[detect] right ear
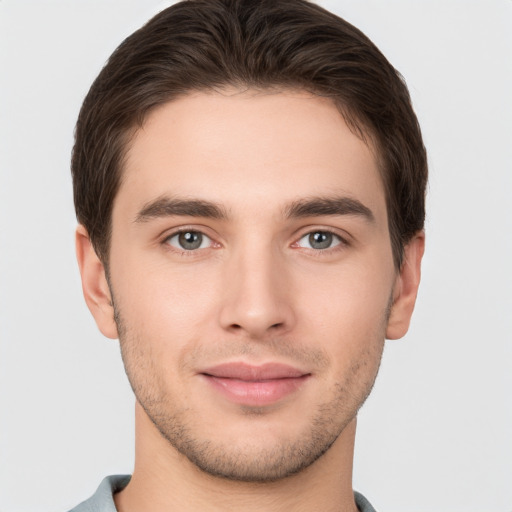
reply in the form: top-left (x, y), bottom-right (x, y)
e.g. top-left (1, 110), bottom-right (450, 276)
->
top-left (75, 225), bottom-right (118, 339)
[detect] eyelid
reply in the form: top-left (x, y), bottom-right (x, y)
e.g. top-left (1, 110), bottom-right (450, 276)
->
top-left (294, 224), bottom-right (351, 241)
top-left (166, 231), bottom-right (212, 249)
top-left (161, 225), bottom-right (221, 252)
top-left (291, 226), bottom-right (351, 251)
top-left (160, 224), bottom-right (218, 241)
top-left (158, 224), bottom-right (351, 254)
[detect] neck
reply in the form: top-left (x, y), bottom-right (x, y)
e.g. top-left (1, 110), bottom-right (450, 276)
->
top-left (115, 403), bottom-right (359, 512)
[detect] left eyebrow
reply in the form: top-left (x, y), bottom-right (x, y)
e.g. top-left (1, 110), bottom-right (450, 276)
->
top-left (284, 196), bottom-right (375, 223)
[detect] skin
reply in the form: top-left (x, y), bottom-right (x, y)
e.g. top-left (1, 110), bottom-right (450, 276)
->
top-left (76, 89), bottom-right (424, 512)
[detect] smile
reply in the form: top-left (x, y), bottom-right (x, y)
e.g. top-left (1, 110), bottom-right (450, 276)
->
top-left (200, 362), bottom-right (311, 407)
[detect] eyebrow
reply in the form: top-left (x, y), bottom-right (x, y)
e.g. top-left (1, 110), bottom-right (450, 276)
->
top-left (285, 196), bottom-right (375, 222)
top-left (135, 196), bottom-right (228, 223)
top-left (134, 194), bottom-right (374, 224)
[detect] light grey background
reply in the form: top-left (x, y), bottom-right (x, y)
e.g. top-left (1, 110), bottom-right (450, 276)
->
top-left (1, 1), bottom-right (511, 511)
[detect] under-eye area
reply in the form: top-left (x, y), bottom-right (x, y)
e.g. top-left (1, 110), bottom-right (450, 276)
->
top-left (159, 225), bottom-right (351, 259)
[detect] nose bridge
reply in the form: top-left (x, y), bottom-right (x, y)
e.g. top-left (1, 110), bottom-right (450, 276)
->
top-left (219, 236), bottom-right (294, 337)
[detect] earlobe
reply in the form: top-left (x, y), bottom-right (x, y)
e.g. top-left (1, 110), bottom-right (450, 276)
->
top-left (75, 225), bottom-right (118, 339)
top-left (386, 231), bottom-right (425, 340)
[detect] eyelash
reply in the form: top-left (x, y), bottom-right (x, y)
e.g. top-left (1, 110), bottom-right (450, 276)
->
top-left (293, 230), bottom-right (348, 253)
top-left (162, 228), bottom-right (217, 256)
top-left (161, 227), bottom-right (350, 255)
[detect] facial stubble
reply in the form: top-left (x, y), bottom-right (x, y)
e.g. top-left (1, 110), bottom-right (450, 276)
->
top-left (113, 296), bottom-right (388, 483)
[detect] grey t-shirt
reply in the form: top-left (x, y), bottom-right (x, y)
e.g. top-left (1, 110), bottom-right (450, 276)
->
top-left (69, 474), bottom-right (377, 512)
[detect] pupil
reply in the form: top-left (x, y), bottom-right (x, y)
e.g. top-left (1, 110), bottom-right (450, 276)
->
top-left (179, 231), bottom-right (202, 250)
top-left (309, 231), bottom-right (332, 249)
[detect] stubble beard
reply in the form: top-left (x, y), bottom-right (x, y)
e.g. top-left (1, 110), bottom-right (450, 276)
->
top-left (114, 304), bottom-right (386, 483)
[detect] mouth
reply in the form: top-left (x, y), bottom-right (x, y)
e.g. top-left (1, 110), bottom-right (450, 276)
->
top-left (199, 362), bottom-right (311, 407)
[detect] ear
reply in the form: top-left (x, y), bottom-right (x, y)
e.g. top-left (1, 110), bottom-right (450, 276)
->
top-left (386, 231), bottom-right (425, 340)
top-left (75, 225), bottom-right (118, 339)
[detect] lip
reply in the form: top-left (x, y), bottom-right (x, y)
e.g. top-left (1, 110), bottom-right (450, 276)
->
top-left (200, 362), bottom-right (311, 407)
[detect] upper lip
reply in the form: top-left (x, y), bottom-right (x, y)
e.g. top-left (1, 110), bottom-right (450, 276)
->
top-left (200, 362), bottom-right (309, 381)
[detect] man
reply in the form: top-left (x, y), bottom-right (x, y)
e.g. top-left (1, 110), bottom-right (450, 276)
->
top-left (70, 0), bottom-right (426, 510)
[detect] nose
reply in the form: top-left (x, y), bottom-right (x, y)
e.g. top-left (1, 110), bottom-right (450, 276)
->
top-left (219, 246), bottom-right (296, 339)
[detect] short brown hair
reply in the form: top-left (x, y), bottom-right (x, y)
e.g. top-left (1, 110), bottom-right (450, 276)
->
top-left (72, 0), bottom-right (427, 268)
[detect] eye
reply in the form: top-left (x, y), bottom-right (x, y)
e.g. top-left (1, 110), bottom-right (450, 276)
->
top-left (165, 230), bottom-right (212, 251)
top-left (297, 230), bottom-right (343, 250)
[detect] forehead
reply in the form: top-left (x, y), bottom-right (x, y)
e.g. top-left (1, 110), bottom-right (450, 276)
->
top-left (117, 89), bottom-right (386, 223)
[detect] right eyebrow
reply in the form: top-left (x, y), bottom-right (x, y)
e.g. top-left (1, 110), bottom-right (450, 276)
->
top-left (134, 196), bottom-right (228, 223)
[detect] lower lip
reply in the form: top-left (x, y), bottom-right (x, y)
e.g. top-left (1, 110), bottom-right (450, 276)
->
top-left (202, 375), bottom-right (309, 406)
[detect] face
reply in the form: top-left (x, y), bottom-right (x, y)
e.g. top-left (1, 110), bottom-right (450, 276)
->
top-left (91, 89), bottom-right (410, 481)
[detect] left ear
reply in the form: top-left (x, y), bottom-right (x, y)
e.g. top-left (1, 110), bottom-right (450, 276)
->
top-left (386, 231), bottom-right (425, 340)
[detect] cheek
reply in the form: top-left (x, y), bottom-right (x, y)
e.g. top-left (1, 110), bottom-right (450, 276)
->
top-left (111, 257), bottom-right (222, 347)
top-left (294, 264), bottom-right (392, 387)
top-left (299, 262), bottom-right (393, 335)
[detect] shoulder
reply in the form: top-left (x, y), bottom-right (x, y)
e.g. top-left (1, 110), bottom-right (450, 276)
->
top-left (67, 475), bottom-right (131, 512)
top-left (354, 490), bottom-right (378, 512)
